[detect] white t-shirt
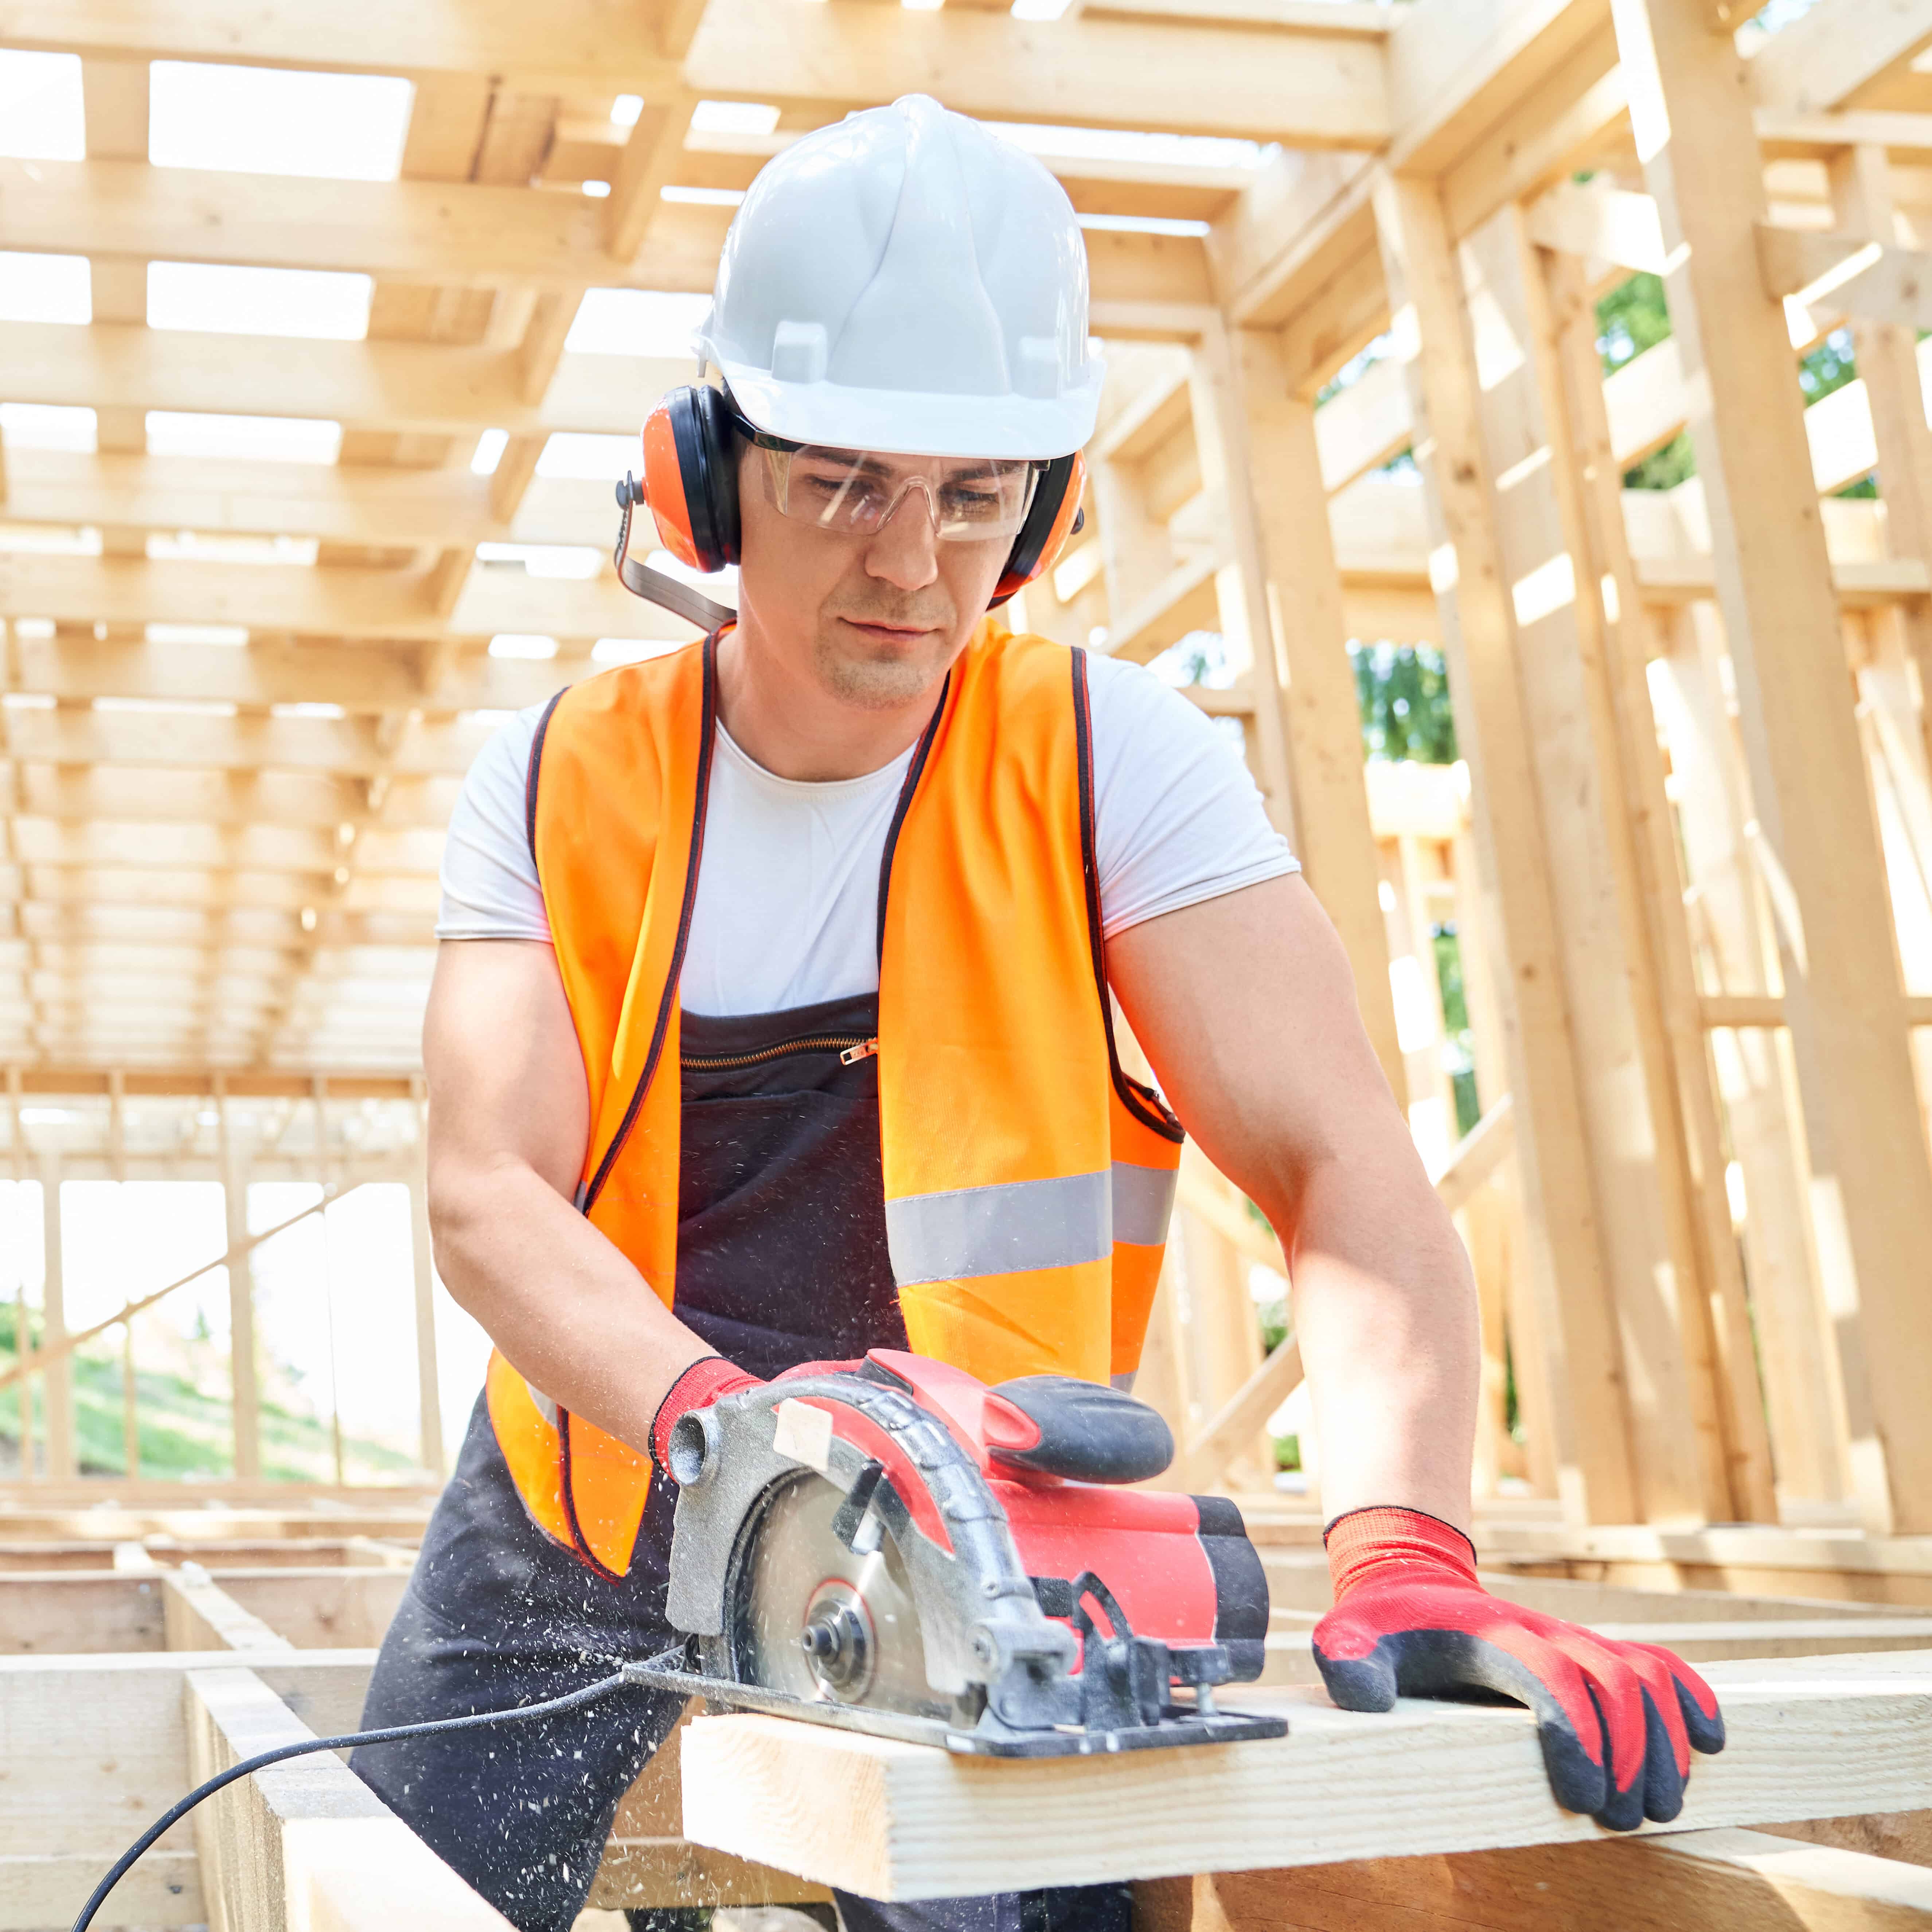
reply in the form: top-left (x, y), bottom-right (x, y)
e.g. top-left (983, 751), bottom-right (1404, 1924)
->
top-left (438, 651), bottom-right (1298, 1016)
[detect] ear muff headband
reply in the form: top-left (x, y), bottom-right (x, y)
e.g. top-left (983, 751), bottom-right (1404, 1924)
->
top-left (992, 451), bottom-right (1086, 606)
top-left (640, 385), bottom-right (741, 575)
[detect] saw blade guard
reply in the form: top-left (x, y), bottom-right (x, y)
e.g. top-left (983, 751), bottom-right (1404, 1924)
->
top-left (659, 1350), bottom-right (1280, 1755)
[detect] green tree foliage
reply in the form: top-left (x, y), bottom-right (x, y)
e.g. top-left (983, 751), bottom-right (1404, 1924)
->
top-left (1350, 641), bottom-right (1458, 763)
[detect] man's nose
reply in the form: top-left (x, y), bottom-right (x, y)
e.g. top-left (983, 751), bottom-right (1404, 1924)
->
top-left (863, 480), bottom-right (942, 589)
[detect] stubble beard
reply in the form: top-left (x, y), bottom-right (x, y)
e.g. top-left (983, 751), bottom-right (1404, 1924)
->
top-left (812, 620), bottom-right (960, 712)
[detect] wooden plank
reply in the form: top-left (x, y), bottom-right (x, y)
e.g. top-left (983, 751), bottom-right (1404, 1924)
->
top-left (0, 551), bottom-right (695, 649)
top-left (0, 1572), bottom-right (161, 1653)
top-left (185, 1664), bottom-right (512, 1931)
top-left (683, 0), bottom-right (1387, 146)
top-left (1749, 0), bottom-right (1932, 114)
top-left (36, 1150), bottom-right (73, 1484)
top-left (0, 320), bottom-right (684, 438)
top-left (162, 1567), bottom-right (296, 1654)
top-left (0, 1850), bottom-right (200, 1929)
top-left (0, 1649), bottom-right (374, 1863)
top-left (1373, 171), bottom-right (1637, 1527)
top-left (218, 1569), bottom-right (409, 1651)
top-left (1181, 1826), bottom-right (1932, 1931)
top-left (1614, 0), bottom-right (1932, 1535)
top-left (678, 1649), bottom-right (1932, 1900)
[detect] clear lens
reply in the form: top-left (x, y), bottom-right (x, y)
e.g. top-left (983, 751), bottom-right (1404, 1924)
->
top-left (763, 445), bottom-right (1040, 541)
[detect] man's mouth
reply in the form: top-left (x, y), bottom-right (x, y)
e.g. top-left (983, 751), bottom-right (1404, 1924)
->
top-left (838, 616), bottom-right (937, 643)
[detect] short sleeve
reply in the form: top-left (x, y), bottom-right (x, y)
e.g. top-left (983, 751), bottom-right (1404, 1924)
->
top-left (436, 706), bottom-right (553, 942)
top-left (1084, 652), bottom-right (1300, 939)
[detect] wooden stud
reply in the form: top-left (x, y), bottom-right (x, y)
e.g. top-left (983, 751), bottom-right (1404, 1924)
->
top-left (1373, 171), bottom-right (1637, 1527)
top-left (215, 1080), bottom-right (262, 1484)
top-left (1613, 0), bottom-right (1932, 1533)
top-left (1226, 324), bottom-right (1407, 1101)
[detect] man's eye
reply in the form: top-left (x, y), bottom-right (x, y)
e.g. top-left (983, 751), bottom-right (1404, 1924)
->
top-left (940, 489), bottom-right (1002, 518)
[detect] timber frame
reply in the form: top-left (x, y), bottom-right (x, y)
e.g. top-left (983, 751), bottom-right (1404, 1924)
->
top-left (11, 0), bottom-right (1932, 1922)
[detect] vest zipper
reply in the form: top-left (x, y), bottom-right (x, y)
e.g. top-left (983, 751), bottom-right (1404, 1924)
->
top-left (682, 1033), bottom-right (879, 1070)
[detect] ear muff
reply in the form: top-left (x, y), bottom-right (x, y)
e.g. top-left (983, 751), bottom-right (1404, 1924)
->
top-left (639, 385), bottom-right (741, 574)
top-left (992, 451), bottom-right (1087, 608)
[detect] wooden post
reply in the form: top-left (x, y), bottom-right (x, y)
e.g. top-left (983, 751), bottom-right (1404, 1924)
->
top-left (1188, 329), bottom-right (1303, 844)
top-left (1373, 172), bottom-right (1637, 1527)
top-left (1533, 239), bottom-right (1777, 1523)
top-left (38, 1147), bottom-right (73, 1482)
top-left (216, 1080), bottom-right (261, 1482)
top-left (108, 1070), bottom-right (138, 1482)
top-left (1831, 143), bottom-right (1932, 786)
top-left (409, 1084), bottom-right (446, 1482)
top-left (1649, 606), bottom-right (1853, 1509)
top-left (1454, 200), bottom-right (1738, 1525)
top-left (1222, 321), bottom-right (1407, 1101)
top-left (1611, 0), bottom-right (1932, 1532)
top-left (312, 1079), bottom-right (346, 1488)
top-left (3, 1069), bottom-right (30, 1483)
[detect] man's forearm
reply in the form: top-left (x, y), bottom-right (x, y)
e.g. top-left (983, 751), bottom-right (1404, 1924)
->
top-left (1252, 1113), bottom-right (1476, 1530)
top-left (1265, 1133), bottom-right (1480, 1536)
top-left (430, 1154), bottom-right (713, 1455)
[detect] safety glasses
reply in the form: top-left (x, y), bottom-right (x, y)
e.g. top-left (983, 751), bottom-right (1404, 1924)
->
top-left (734, 411), bottom-right (1042, 542)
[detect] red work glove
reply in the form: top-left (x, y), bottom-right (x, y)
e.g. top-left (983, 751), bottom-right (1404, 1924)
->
top-left (1312, 1507), bottom-right (1724, 1830)
top-left (648, 1355), bottom-right (869, 1477)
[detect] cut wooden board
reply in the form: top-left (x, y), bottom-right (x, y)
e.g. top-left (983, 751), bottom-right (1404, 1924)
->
top-left (678, 1651), bottom-right (1932, 1900)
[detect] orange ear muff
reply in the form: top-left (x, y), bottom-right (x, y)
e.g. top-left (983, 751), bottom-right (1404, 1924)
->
top-left (637, 385), bottom-right (741, 575)
top-left (991, 451), bottom-right (1087, 608)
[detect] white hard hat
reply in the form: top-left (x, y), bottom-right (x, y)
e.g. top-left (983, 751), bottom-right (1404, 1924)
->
top-left (696, 95), bottom-right (1104, 461)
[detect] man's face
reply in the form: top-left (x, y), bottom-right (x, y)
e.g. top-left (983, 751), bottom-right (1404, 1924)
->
top-left (734, 438), bottom-right (1020, 712)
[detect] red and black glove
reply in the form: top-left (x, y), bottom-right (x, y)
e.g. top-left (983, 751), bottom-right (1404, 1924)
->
top-left (649, 1355), bottom-right (867, 1478)
top-left (1312, 1507), bottom-right (1724, 1830)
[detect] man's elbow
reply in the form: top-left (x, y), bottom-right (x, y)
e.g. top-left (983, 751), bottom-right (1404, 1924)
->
top-left (426, 1152), bottom-right (540, 1313)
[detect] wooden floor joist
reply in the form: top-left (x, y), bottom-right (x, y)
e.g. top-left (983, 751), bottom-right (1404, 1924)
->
top-left (675, 1651), bottom-right (1932, 1901)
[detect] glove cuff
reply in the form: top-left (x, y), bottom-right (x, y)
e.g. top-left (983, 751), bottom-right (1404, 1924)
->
top-left (1324, 1504), bottom-right (1480, 1601)
top-left (650, 1355), bottom-right (760, 1476)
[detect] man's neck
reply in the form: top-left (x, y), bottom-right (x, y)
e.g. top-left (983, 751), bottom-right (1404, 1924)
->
top-left (714, 617), bottom-right (959, 782)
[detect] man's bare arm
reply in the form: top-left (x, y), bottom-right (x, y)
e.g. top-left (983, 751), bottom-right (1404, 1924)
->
top-left (1107, 873), bottom-right (1479, 1534)
top-left (422, 938), bottom-right (712, 1454)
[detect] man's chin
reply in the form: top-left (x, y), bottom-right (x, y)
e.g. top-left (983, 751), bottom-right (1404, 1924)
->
top-left (814, 623), bottom-right (957, 710)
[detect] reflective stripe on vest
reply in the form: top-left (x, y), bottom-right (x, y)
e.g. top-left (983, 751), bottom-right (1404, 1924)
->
top-left (887, 1159), bottom-right (1175, 1284)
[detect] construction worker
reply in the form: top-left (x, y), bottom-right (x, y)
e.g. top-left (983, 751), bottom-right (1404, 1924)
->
top-left (355, 96), bottom-right (1722, 1932)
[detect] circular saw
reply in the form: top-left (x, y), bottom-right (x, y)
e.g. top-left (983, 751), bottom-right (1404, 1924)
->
top-left (624, 1349), bottom-right (1286, 1757)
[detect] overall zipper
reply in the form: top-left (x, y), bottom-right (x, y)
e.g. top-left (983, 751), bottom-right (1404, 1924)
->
top-left (683, 1033), bottom-right (879, 1070)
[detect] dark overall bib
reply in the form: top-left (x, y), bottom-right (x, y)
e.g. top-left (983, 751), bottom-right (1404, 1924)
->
top-left (353, 995), bottom-right (1131, 1932)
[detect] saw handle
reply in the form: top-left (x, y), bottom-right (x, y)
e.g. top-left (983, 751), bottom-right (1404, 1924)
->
top-left (985, 1375), bottom-right (1174, 1484)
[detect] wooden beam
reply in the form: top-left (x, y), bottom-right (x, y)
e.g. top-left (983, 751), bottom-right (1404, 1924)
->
top-left (677, 1648), bottom-right (1932, 1899)
top-left (0, 553), bottom-right (693, 648)
top-left (682, 0), bottom-right (1389, 146)
top-left (161, 1566), bottom-right (293, 1654)
top-left (186, 1665), bottom-right (512, 1930)
top-left (1175, 1826), bottom-right (1932, 1932)
top-left (1614, 0), bottom-right (1932, 1536)
top-left (7, 768), bottom-right (461, 837)
top-left (1749, 0), bottom-right (1932, 114)
top-left (1386, 0), bottom-right (1616, 177)
top-left (0, 320), bottom-right (683, 438)
top-left (1230, 326), bottom-right (1405, 1098)
top-left (1757, 226), bottom-right (1932, 333)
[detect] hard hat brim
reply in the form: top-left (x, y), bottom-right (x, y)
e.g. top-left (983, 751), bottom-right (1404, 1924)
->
top-left (716, 358), bottom-right (1103, 463)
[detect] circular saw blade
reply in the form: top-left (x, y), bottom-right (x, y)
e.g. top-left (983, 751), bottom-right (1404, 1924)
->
top-left (730, 1471), bottom-right (949, 1721)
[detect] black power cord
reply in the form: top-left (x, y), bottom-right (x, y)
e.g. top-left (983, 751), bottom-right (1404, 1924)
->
top-left (71, 1668), bottom-right (633, 1932)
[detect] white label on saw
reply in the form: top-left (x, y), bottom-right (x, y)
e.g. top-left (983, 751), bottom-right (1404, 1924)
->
top-left (772, 1398), bottom-right (834, 1473)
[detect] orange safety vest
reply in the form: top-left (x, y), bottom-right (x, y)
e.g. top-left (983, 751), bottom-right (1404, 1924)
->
top-left (486, 618), bottom-right (1184, 1576)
